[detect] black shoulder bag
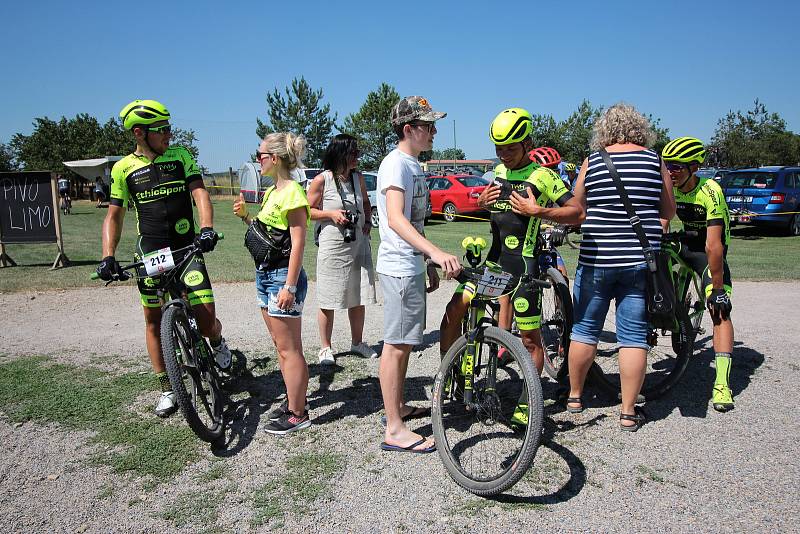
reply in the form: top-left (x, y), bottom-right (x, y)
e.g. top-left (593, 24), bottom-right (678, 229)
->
top-left (244, 186), bottom-right (292, 266)
top-left (598, 149), bottom-right (676, 329)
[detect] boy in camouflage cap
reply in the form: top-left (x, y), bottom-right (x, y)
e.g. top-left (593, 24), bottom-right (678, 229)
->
top-left (376, 95), bottom-right (459, 454)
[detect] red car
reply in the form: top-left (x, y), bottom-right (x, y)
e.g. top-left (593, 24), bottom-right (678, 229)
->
top-left (426, 174), bottom-right (489, 222)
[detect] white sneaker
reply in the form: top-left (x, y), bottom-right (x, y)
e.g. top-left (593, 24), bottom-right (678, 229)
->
top-left (351, 342), bottom-right (378, 359)
top-left (155, 391), bottom-right (178, 418)
top-left (318, 347), bottom-right (335, 365)
top-left (212, 337), bottom-right (232, 369)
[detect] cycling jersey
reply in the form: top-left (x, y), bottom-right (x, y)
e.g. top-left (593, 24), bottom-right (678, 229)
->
top-left (487, 162), bottom-right (572, 267)
top-left (58, 178), bottom-right (69, 192)
top-left (110, 146), bottom-right (202, 247)
top-left (674, 178), bottom-right (730, 253)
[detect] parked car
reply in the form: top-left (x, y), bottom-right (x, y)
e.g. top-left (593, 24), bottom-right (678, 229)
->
top-left (364, 172), bottom-right (431, 227)
top-left (723, 166), bottom-right (800, 235)
top-left (697, 167), bottom-right (732, 186)
top-left (426, 174), bottom-right (489, 222)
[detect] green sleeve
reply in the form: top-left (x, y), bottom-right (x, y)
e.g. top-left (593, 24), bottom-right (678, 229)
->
top-left (109, 161), bottom-right (129, 208)
top-left (178, 147), bottom-right (202, 182)
top-left (285, 181), bottom-right (311, 221)
top-left (536, 167), bottom-right (570, 204)
top-left (703, 181), bottom-right (728, 222)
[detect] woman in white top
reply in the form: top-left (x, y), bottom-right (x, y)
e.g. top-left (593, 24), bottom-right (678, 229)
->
top-left (307, 134), bottom-right (377, 365)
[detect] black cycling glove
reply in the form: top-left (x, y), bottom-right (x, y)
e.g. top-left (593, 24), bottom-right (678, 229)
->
top-left (195, 227), bottom-right (218, 253)
top-left (706, 288), bottom-right (732, 320)
top-left (97, 256), bottom-right (127, 282)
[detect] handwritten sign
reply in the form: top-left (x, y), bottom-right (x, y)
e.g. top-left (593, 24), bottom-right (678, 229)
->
top-left (0, 172), bottom-right (58, 244)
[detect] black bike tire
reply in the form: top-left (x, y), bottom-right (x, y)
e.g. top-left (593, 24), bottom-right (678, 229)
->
top-left (589, 303), bottom-right (694, 402)
top-left (541, 268), bottom-right (573, 384)
top-left (432, 326), bottom-right (543, 496)
top-left (160, 305), bottom-right (225, 442)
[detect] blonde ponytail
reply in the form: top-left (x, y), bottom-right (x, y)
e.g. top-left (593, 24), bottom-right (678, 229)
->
top-left (263, 132), bottom-right (306, 170)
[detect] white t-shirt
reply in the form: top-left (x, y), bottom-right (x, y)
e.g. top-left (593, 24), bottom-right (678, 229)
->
top-left (376, 148), bottom-right (428, 276)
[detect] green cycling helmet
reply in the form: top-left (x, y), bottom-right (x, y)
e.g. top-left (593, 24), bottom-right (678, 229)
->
top-left (662, 136), bottom-right (706, 164)
top-left (120, 99), bottom-right (170, 130)
top-left (489, 108), bottom-right (532, 145)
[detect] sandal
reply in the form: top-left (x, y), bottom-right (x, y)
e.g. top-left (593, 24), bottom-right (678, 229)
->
top-left (565, 397), bottom-right (584, 414)
top-left (619, 406), bottom-right (646, 432)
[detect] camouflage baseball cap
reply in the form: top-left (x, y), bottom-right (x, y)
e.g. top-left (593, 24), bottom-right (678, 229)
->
top-left (390, 96), bottom-right (447, 126)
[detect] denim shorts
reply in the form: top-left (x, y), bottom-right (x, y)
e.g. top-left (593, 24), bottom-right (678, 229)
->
top-left (570, 263), bottom-right (649, 349)
top-left (255, 267), bottom-right (308, 318)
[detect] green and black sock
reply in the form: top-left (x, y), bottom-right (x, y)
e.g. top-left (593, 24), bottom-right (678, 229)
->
top-left (714, 352), bottom-right (732, 387)
top-left (156, 372), bottom-right (171, 393)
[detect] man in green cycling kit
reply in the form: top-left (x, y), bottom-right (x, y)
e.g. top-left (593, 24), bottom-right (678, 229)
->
top-left (662, 136), bottom-right (735, 412)
top-left (439, 108), bottom-right (584, 425)
top-left (96, 99), bottom-right (232, 418)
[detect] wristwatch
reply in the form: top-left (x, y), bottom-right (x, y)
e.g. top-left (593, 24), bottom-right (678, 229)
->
top-left (283, 285), bottom-right (297, 294)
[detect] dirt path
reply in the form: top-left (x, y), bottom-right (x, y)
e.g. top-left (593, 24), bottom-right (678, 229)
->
top-left (1, 280), bottom-right (798, 533)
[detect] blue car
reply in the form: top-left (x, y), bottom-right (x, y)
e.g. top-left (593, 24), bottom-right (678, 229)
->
top-left (723, 166), bottom-right (800, 235)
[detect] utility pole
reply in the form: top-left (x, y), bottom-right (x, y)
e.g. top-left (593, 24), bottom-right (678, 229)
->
top-left (453, 120), bottom-right (457, 172)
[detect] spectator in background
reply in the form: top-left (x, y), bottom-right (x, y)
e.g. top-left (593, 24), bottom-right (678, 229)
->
top-left (565, 103), bottom-right (676, 432)
top-left (95, 177), bottom-right (107, 208)
top-left (307, 134), bottom-right (377, 365)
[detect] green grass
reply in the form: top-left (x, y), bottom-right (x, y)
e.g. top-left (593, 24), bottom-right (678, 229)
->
top-left (1, 200), bottom-right (797, 292)
top-left (160, 487), bottom-right (231, 528)
top-left (0, 355), bottom-right (200, 480)
top-left (250, 451), bottom-right (344, 528)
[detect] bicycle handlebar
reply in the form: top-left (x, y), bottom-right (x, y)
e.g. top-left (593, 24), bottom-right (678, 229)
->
top-left (90, 233), bottom-right (224, 281)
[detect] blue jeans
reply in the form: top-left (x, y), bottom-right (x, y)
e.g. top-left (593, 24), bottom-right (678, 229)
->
top-left (255, 267), bottom-right (308, 318)
top-left (570, 264), bottom-right (649, 349)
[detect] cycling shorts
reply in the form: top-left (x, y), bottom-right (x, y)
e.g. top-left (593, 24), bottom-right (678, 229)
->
top-left (453, 254), bottom-right (542, 331)
top-left (678, 248), bottom-right (732, 298)
top-left (133, 236), bottom-right (215, 308)
top-left (59, 188), bottom-right (69, 196)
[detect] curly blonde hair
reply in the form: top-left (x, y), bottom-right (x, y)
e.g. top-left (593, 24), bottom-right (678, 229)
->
top-left (590, 103), bottom-right (656, 150)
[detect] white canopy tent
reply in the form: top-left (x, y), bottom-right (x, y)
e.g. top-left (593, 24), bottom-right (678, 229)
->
top-left (62, 156), bottom-right (122, 184)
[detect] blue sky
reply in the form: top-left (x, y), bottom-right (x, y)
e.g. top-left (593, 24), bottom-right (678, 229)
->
top-left (2, 0), bottom-right (798, 172)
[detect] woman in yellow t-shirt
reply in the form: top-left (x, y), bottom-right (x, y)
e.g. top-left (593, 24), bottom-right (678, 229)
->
top-left (233, 132), bottom-right (311, 435)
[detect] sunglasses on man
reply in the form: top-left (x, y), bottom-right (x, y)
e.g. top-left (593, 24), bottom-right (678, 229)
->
top-left (148, 124), bottom-right (172, 134)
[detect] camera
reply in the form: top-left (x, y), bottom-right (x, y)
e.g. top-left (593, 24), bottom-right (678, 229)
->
top-left (342, 210), bottom-right (359, 242)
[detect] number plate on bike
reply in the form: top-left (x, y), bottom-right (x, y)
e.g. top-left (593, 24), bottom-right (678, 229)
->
top-left (143, 247), bottom-right (176, 276)
top-left (476, 267), bottom-right (513, 297)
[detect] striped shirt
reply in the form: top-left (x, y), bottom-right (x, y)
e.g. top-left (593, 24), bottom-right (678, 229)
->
top-left (579, 150), bottom-right (663, 267)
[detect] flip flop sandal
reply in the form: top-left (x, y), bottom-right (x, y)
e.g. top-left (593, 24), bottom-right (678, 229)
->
top-left (565, 397), bottom-right (585, 414)
top-left (619, 406), bottom-right (646, 432)
top-left (380, 438), bottom-right (436, 454)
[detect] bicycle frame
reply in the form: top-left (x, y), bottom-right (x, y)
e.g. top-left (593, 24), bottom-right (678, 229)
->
top-left (661, 237), bottom-right (705, 330)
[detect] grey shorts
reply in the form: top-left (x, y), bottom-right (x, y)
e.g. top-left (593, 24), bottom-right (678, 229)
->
top-left (379, 272), bottom-right (426, 346)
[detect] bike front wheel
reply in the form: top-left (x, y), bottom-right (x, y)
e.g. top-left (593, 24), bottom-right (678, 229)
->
top-left (432, 326), bottom-right (543, 496)
top-left (589, 303), bottom-right (695, 402)
top-left (161, 305), bottom-right (225, 442)
top-left (541, 268), bottom-right (573, 383)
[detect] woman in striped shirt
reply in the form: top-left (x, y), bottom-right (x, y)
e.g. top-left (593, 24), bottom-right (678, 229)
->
top-left (565, 103), bottom-right (676, 431)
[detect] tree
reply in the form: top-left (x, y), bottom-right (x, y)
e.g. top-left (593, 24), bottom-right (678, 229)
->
top-left (10, 115), bottom-right (200, 174)
top-left (558, 100), bottom-right (603, 163)
top-left (529, 113), bottom-right (562, 151)
top-left (256, 77), bottom-right (337, 167)
top-left (341, 83), bottom-right (400, 170)
top-left (431, 148), bottom-right (466, 161)
top-left (709, 99), bottom-right (800, 167)
top-left (0, 142), bottom-right (16, 171)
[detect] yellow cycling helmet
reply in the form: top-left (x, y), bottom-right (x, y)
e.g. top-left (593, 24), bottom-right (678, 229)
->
top-left (489, 108), bottom-right (532, 145)
top-left (565, 162), bottom-right (577, 172)
top-left (120, 99), bottom-right (170, 130)
top-left (662, 137), bottom-right (706, 164)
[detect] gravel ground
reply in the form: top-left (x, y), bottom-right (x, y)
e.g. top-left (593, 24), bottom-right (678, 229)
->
top-left (0, 279), bottom-right (798, 533)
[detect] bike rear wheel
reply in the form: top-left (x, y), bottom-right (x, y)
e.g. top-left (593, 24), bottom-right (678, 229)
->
top-left (432, 326), bottom-right (543, 496)
top-left (589, 303), bottom-right (695, 402)
top-left (541, 268), bottom-right (573, 383)
top-left (161, 305), bottom-right (225, 442)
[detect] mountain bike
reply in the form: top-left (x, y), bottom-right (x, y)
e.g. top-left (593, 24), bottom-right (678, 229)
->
top-left (431, 260), bottom-right (548, 496)
top-left (460, 231), bottom-right (573, 384)
top-left (588, 231), bottom-right (701, 401)
top-left (92, 240), bottom-right (226, 442)
top-left (537, 225), bottom-right (574, 383)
